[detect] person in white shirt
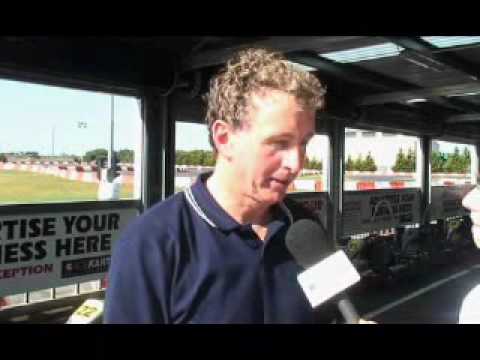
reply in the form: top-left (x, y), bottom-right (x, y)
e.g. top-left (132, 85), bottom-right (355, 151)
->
top-left (459, 185), bottom-right (480, 323)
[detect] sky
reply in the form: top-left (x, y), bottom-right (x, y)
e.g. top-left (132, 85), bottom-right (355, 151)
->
top-left (0, 78), bottom-right (473, 158)
top-left (0, 79), bottom-right (140, 156)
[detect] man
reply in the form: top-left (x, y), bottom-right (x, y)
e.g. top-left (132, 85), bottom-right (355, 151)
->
top-left (104, 48), bottom-right (364, 323)
top-left (459, 184), bottom-right (480, 323)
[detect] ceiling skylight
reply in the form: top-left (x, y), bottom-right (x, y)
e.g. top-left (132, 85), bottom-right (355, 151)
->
top-left (286, 60), bottom-right (317, 72)
top-left (421, 36), bottom-right (480, 48)
top-left (319, 43), bottom-right (404, 63)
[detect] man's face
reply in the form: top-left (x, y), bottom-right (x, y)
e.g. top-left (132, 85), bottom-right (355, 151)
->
top-left (228, 90), bottom-right (316, 206)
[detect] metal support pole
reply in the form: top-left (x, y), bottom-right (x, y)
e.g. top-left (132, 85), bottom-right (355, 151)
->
top-left (141, 88), bottom-right (175, 209)
top-left (327, 117), bottom-right (345, 249)
top-left (473, 143), bottom-right (480, 186)
top-left (161, 95), bottom-right (176, 198)
top-left (142, 90), bottom-right (163, 209)
top-left (108, 95), bottom-right (115, 170)
top-left (418, 135), bottom-right (432, 225)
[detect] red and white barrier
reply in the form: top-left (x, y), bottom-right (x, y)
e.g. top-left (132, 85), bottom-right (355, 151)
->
top-left (356, 181), bottom-right (376, 190)
top-left (0, 162), bottom-right (472, 189)
top-left (0, 162), bottom-right (103, 184)
top-left (0, 163), bottom-right (17, 170)
top-left (389, 181), bottom-right (405, 189)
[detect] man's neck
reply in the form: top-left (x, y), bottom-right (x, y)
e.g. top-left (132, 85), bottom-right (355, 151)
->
top-left (206, 168), bottom-right (272, 226)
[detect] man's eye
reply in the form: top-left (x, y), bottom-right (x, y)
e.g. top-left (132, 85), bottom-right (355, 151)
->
top-left (272, 141), bottom-right (289, 149)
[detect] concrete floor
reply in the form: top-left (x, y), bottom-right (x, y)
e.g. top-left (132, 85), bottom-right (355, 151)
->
top-left (349, 248), bottom-right (480, 323)
top-left (2, 248), bottom-right (480, 324)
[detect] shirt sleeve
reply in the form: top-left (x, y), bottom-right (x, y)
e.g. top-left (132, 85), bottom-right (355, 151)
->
top-left (103, 218), bottom-right (175, 324)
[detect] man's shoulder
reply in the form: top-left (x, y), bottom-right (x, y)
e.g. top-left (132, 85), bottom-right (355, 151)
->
top-left (144, 191), bottom-right (188, 220)
top-left (120, 191), bottom-right (188, 244)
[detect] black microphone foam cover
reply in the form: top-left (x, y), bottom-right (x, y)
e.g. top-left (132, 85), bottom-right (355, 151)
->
top-left (285, 219), bottom-right (331, 269)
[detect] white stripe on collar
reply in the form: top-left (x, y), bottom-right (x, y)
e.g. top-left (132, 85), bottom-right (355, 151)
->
top-left (184, 185), bottom-right (293, 228)
top-left (184, 186), bottom-right (217, 228)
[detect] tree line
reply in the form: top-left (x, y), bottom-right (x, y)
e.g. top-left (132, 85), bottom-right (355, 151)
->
top-left (1, 147), bottom-right (472, 174)
top-left (0, 149), bottom-right (135, 164)
top-left (83, 149), bottom-right (134, 163)
top-left (390, 147), bottom-right (471, 173)
top-left (391, 148), bottom-right (416, 172)
top-left (345, 147), bottom-right (472, 173)
top-left (0, 151), bottom-right (40, 162)
top-left (176, 150), bottom-right (216, 166)
top-left (304, 157), bottom-right (323, 171)
top-left (175, 150), bottom-right (323, 170)
top-left (345, 152), bottom-right (377, 171)
top-left (431, 147), bottom-right (471, 173)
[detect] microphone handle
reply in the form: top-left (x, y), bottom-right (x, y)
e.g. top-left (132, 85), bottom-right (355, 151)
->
top-left (337, 297), bottom-right (360, 324)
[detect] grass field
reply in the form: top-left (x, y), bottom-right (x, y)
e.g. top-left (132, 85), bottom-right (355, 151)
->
top-left (0, 170), bottom-right (134, 204)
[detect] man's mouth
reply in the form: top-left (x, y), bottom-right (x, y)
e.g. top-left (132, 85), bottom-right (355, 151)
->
top-left (271, 178), bottom-right (290, 186)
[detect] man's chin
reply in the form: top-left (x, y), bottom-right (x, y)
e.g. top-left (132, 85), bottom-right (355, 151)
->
top-left (265, 189), bottom-right (287, 204)
top-left (251, 185), bottom-right (288, 205)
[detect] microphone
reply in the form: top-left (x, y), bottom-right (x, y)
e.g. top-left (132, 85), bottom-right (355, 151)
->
top-left (285, 219), bottom-right (361, 324)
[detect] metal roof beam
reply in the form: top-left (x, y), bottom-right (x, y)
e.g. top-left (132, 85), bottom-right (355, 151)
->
top-left (183, 37), bottom-right (480, 114)
top-left (287, 51), bottom-right (410, 92)
top-left (445, 114), bottom-right (480, 124)
top-left (385, 36), bottom-right (480, 81)
top-left (287, 52), bottom-right (477, 113)
top-left (356, 82), bottom-right (480, 106)
top-left (181, 36), bottom-right (380, 71)
top-left (431, 42), bottom-right (480, 53)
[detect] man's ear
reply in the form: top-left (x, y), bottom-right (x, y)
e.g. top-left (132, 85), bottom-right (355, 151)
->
top-left (211, 120), bottom-right (235, 160)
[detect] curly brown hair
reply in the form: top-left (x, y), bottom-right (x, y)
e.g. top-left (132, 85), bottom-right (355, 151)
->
top-left (204, 47), bottom-right (326, 152)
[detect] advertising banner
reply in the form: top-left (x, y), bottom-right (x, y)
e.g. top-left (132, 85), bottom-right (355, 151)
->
top-left (0, 208), bottom-right (138, 297)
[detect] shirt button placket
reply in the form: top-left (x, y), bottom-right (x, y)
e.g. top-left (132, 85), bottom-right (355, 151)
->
top-left (241, 225), bottom-right (262, 250)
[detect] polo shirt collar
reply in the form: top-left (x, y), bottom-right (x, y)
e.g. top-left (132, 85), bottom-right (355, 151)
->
top-left (185, 172), bottom-right (293, 232)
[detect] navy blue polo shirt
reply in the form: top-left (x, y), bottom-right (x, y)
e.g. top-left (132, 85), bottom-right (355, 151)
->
top-left (104, 173), bottom-right (317, 324)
